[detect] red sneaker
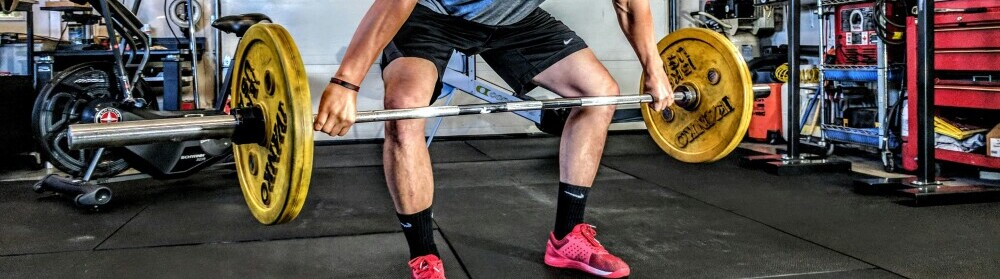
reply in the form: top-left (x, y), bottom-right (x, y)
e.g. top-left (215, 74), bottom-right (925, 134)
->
top-left (544, 223), bottom-right (630, 278)
top-left (408, 254), bottom-right (446, 279)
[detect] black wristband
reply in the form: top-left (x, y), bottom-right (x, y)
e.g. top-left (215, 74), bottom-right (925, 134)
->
top-left (330, 77), bottom-right (360, 92)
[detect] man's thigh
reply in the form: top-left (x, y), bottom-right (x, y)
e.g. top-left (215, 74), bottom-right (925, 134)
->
top-left (381, 5), bottom-right (489, 103)
top-left (478, 8), bottom-right (591, 96)
top-left (531, 48), bottom-right (619, 98)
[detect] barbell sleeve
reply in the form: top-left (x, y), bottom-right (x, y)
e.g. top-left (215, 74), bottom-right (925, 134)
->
top-left (68, 93), bottom-right (684, 150)
top-left (68, 115), bottom-right (239, 150)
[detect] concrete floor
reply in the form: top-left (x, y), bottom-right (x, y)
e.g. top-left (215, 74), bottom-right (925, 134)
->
top-left (1, 134), bottom-right (998, 278)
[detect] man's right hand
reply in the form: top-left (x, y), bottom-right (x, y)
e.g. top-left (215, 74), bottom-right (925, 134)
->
top-left (314, 82), bottom-right (358, 137)
top-left (310, 0), bottom-right (419, 136)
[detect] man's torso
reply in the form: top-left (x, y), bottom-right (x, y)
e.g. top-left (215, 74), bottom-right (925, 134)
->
top-left (417, 0), bottom-right (546, 26)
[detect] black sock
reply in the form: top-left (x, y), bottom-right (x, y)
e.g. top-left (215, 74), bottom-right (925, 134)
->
top-left (397, 207), bottom-right (439, 259)
top-left (554, 182), bottom-right (590, 240)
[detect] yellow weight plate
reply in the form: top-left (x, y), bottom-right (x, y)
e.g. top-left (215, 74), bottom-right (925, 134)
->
top-left (641, 28), bottom-right (754, 163)
top-left (229, 24), bottom-right (313, 225)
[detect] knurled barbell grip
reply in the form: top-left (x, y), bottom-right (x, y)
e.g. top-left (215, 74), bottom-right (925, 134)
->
top-left (353, 94), bottom-right (672, 123)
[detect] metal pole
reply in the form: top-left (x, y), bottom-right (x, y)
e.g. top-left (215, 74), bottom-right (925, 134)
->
top-left (816, 2), bottom-right (827, 146)
top-left (98, 0), bottom-right (133, 102)
top-left (81, 148), bottom-right (105, 182)
top-left (876, 42), bottom-right (887, 151)
top-left (785, 0), bottom-right (801, 159)
top-left (214, 0), bottom-right (223, 103)
top-left (668, 0), bottom-right (678, 32)
top-left (25, 8), bottom-right (34, 87)
top-left (130, 0), bottom-right (142, 14)
top-left (914, 0), bottom-right (940, 185)
top-left (186, 0), bottom-right (201, 109)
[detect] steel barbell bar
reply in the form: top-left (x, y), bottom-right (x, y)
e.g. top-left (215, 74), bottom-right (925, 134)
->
top-left (67, 90), bottom-right (699, 150)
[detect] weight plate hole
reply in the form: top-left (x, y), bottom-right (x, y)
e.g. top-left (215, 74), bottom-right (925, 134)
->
top-left (264, 71), bottom-right (275, 96)
top-left (707, 68), bottom-right (721, 85)
top-left (661, 108), bottom-right (674, 122)
top-left (248, 153), bottom-right (258, 176)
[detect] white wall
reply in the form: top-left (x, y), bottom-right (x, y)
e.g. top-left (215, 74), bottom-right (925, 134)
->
top-left (0, 5), bottom-right (59, 36)
top-left (768, 4), bottom-right (822, 47)
top-left (5, 0), bottom-right (822, 141)
top-left (219, 0), bottom-right (671, 141)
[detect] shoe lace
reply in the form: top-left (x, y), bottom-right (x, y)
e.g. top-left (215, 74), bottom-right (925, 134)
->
top-left (411, 258), bottom-right (443, 278)
top-left (579, 225), bottom-right (608, 253)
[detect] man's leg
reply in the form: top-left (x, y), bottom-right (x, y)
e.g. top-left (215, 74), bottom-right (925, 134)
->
top-left (534, 49), bottom-right (619, 185)
top-left (382, 57), bottom-right (440, 259)
top-left (532, 48), bottom-right (619, 238)
top-left (532, 49), bottom-right (631, 278)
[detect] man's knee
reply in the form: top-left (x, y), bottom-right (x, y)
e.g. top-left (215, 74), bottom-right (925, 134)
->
top-left (383, 95), bottom-right (428, 144)
top-left (382, 59), bottom-right (437, 146)
top-left (576, 77), bottom-right (619, 120)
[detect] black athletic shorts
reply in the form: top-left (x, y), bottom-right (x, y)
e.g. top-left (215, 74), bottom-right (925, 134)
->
top-left (381, 4), bottom-right (589, 102)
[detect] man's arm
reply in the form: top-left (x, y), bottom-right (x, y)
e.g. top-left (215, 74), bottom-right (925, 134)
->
top-left (315, 0), bottom-right (419, 136)
top-left (612, 0), bottom-right (673, 111)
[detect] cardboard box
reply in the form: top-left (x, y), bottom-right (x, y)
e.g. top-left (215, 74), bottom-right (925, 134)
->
top-left (988, 123), bottom-right (1000, 158)
top-left (43, 0), bottom-right (89, 8)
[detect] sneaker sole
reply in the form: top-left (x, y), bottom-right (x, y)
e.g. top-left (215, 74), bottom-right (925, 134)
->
top-left (544, 245), bottom-right (630, 278)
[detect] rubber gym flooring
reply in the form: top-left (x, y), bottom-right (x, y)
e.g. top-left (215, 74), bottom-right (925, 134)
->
top-left (1, 133), bottom-right (997, 278)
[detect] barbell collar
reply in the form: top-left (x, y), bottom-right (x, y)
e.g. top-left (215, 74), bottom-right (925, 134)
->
top-left (673, 83), bottom-right (701, 111)
top-left (231, 107), bottom-right (267, 145)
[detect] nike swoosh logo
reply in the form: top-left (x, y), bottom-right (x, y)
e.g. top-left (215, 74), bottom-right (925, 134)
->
top-left (401, 222), bottom-right (413, 228)
top-left (563, 38), bottom-right (574, 45)
top-left (564, 191), bottom-right (585, 199)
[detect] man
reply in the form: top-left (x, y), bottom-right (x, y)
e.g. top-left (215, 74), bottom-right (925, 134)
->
top-left (314, 0), bottom-right (672, 278)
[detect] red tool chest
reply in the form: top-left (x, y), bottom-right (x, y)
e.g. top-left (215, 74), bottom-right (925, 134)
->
top-left (926, 0), bottom-right (1000, 71)
top-left (902, 0), bottom-right (1000, 171)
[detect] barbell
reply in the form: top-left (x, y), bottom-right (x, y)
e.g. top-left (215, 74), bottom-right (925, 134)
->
top-left (66, 24), bottom-right (753, 225)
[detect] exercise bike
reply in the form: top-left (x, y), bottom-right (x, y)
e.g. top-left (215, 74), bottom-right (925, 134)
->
top-left (32, 0), bottom-right (271, 208)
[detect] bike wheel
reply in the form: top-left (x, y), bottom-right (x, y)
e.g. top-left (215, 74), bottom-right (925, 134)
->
top-left (31, 63), bottom-right (131, 178)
